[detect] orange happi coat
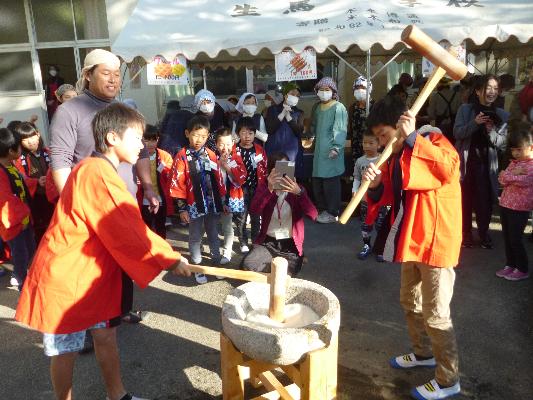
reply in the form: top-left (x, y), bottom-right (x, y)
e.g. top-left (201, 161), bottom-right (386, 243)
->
top-left (370, 131), bottom-right (462, 268)
top-left (15, 156), bottom-right (180, 334)
top-left (0, 164), bottom-right (31, 242)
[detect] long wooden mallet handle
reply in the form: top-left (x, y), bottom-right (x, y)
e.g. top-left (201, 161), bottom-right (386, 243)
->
top-left (188, 264), bottom-right (270, 283)
top-left (338, 25), bottom-right (468, 225)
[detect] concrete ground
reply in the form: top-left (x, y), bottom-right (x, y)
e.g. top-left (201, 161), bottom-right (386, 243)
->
top-left (0, 216), bottom-right (531, 399)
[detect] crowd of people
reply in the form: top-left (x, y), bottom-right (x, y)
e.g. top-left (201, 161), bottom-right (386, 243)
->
top-left (0, 48), bottom-right (532, 400)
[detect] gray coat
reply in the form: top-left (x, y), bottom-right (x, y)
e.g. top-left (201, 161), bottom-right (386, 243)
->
top-left (453, 103), bottom-right (509, 199)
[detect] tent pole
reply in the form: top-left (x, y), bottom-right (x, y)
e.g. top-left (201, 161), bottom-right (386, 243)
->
top-left (515, 58), bottom-right (520, 86)
top-left (366, 49), bottom-right (371, 116)
top-left (326, 46), bottom-right (364, 77)
top-left (371, 49), bottom-right (405, 79)
top-left (203, 68), bottom-right (207, 90)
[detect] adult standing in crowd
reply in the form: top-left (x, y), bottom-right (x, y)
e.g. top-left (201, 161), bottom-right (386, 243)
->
top-left (159, 99), bottom-right (194, 157)
top-left (348, 76), bottom-right (372, 163)
top-left (233, 92), bottom-right (269, 143)
top-left (427, 77), bottom-right (462, 144)
top-left (263, 89), bottom-right (284, 113)
top-left (518, 65), bottom-right (533, 123)
top-left (310, 77), bottom-right (348, 224)
top-left (264, 82), bottom-right (304, 176)
top-left (44, 65), bottom-right (64, 121)
top-left (49, 49), bottom-right (159, 329)
top-left (454, 74), bottom-right (509, 249)
top-left (193, 89), bottom-right (229, 152)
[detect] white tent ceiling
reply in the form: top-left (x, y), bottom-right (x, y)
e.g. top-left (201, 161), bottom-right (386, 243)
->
top-left (112, 0), bottom-right (533, 63)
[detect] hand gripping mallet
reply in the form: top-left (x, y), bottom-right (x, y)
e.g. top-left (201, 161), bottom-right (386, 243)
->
top-left (339, 25), bottom-right (468, 225)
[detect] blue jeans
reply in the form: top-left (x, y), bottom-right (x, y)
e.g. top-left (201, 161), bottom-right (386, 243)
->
top-left (188, 213), bottom-right (221, 265)
top-left (7, 227), bottom-right (36, 290)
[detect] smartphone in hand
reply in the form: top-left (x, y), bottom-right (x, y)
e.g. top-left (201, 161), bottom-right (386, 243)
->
top-left (273, 160), bottom-right (295, 190)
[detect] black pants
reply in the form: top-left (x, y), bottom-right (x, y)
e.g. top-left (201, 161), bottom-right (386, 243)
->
top-left (30, 193), bottom-right (55, 245)
top-left (141, 203), bottom-right (167, 239)
top-left (501, 206), bottom-right (529, 273)
top-left (461, 162), bottom-right (492, 240)
top-left (233, 186), bottom-right (261, 247)
top-left (312, 176), bottom-right (341, 216)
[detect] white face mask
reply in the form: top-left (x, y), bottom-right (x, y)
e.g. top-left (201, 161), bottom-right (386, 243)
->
top-left (354, 89), bottom-right (367, 101)
top-left (199, 102), bottom-right (215, 114)
top-left (286, 94), bottom-right (299, 107)
top-left (317, 90), bottom-right (333, 102)
top-left (263, 100), bottom-right (272, 108)
top-left (49, 69), bottom-right (57, 77)
top-left (242, 104), bottom-right (257, 115)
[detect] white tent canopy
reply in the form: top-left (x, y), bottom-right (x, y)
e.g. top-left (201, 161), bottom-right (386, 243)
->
top-left (112, 0), bottom-right (533, 62)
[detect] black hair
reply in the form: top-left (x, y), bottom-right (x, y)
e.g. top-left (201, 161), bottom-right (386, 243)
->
top-left (92, 103), bottom-right (145, 153)
top-left (267, 151), bottom-right (288, 174)
top-left (474, 74), bottom-right (499, 93)
top-left (13, 122), bottom-right (38, 140)
top-left (363, 130), bottom-right (379, 140)
top-left (388, 84), bottom-right (408, 99)
top-left (499, 74), bottom-right (515, 91)
top-left (215, 127), bottom-right (232, 141)
top-left (235, 116), bottom-right (256, 135)
top-left (143, 124), bottom-right (159, 141)
top-left (165, 100), bottom-right (180, 112)
top-left (6, 120), bottom-right (22, 132)
top-left (0, 128), bottom-right (21, 158)
top-left (186, 114), bottom-right (210, 133)
top-left (507, 128), bottom-right (533, 149)
top-left (366, 95), bottom-right (407, 130)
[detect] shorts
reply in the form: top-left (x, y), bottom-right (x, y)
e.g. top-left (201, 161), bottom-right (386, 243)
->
top-left (43, 317), bottom-right (121, 356)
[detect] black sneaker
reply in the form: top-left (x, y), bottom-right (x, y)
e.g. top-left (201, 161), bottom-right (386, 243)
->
top-left (461, 235), bottom-right (474, 248)
top-left (480, 238), bottom-right (493, 249)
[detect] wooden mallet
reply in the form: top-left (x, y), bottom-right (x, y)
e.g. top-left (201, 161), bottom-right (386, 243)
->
top-left (339, 25), bottom-right (468, 225)
top-left (188, 256), bottom-right (289, 322)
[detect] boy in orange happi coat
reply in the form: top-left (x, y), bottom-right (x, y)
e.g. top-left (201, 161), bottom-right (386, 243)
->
top-left (15, 103), bottom-right (191, 400)
top-left (363, 96), bottom-right (462, 400)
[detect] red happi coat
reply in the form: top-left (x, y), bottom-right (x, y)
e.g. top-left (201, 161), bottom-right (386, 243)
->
top-left (136, 148), bottom-right (175, 215)
top-left (0, 163), bottom-right (31, 242)
top-left (169, 146), bottom-right (226, 218)
top-left (232, 143), bottom-right (268, 187)
top-left (219, 152), bottom-right (247, 212)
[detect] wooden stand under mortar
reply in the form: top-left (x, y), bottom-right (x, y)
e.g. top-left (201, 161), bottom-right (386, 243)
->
top-left (221, 332), bottom-right (338, 400)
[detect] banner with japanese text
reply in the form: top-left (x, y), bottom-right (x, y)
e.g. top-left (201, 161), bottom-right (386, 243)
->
top-left (275, 49), bottom-right (317, 82)
top-left (147, 55), bottom-right (189, 85)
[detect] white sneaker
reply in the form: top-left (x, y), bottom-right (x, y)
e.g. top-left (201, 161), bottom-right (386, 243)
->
top-left (194, 273), bottom-right (208, 284)
top-left (106, 394), bottom-right (150, 400)
top-left (216, 275), bottom-right (225, 280)
top-left (240, 245), bottom-right (250, 253)
top-left (411, 379), bottom-right (461, 400)
top-left (9, 277), bottom-right (19, 287)
top-left (390, 353), bottom-right (436, 369)
top-left (220, 256), bottom-right (231, 265)
top-left (316, 211), bottom-right (337, 224)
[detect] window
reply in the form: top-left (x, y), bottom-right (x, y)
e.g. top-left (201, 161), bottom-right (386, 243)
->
top-left (73, 0), bottom-right (109, 40)
top-left (0, 0), bottom-right (29, 44)
top-left (0, 52), bottom-right (36, 91)
top-left (191, 66), bottom-right (247, 97)
top-left (31, 0), bottom-right (76, 42)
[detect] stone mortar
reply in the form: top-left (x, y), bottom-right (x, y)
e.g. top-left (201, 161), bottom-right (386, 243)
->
top-left (221, 278), bottom-right (340, 366)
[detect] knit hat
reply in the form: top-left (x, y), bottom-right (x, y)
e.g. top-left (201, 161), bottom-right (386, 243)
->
top-left (55, 84), bottom-right (76, 98)
top-left (193, 89), bottom-right (216, 112)
top-left (314, 77), bottom-right (338, 99)
top-left (352, 76), bottom-right (372, 94)
top-left (76, 49), bottom-right (120, 92)
top-left (265, 90), bottom-right (283, 105)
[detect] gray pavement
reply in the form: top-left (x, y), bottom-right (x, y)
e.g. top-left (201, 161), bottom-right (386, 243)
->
top-left (0, 216), bottom-right (531, 399)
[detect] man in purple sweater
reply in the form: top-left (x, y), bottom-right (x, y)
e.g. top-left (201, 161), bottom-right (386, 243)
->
top-left (49, 49), bottom-right (158, 338)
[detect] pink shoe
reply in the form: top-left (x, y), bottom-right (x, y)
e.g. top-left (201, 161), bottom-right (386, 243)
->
top-left (495, 266), bottom-right (514, 278)
top-left (504, 269), bottom-right (529, 281)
